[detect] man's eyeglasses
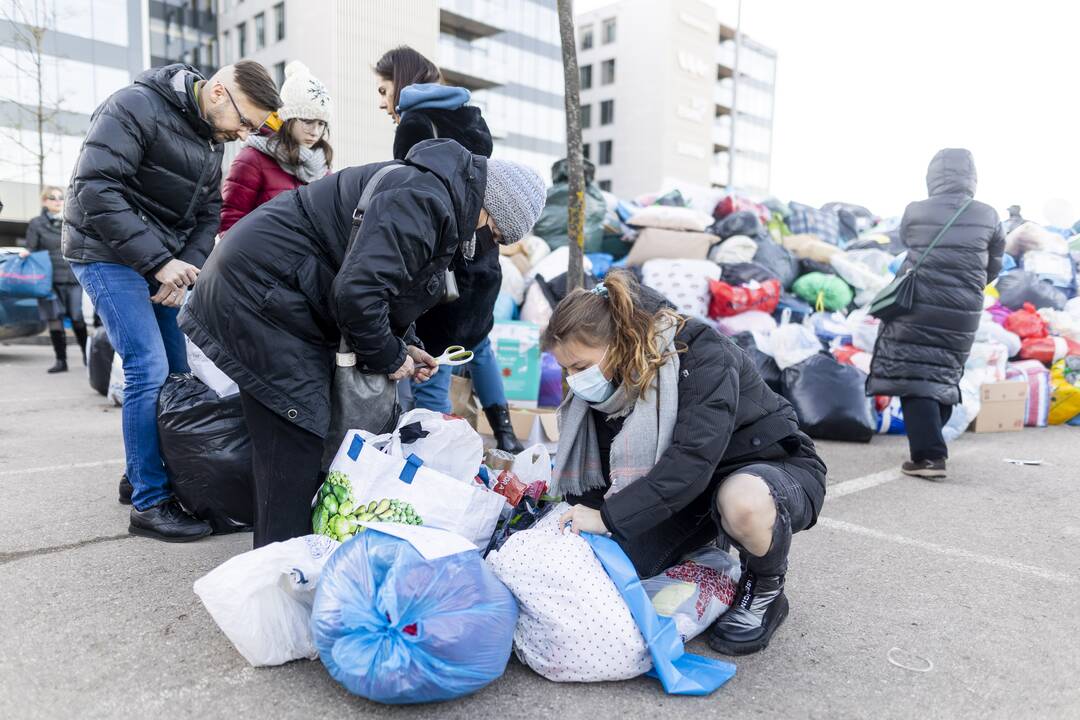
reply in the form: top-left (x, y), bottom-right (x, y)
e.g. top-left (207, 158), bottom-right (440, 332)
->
top-left (220, 83), bottom-right (258, 132)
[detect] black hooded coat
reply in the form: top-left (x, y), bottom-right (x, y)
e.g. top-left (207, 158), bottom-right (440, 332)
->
top-left (867, 149), bottom-right (1005, 404)
top-left (180, 140), bottom-right (486, 437)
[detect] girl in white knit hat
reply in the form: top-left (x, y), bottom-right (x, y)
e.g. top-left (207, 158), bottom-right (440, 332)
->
top-left (220, 61), bottom-right (334, 234)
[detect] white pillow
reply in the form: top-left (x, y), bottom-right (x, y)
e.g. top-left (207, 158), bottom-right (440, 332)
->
top-left (642, 258), bottom-right (722, 319)
top-left (626, 205), bottom-right (712, 232)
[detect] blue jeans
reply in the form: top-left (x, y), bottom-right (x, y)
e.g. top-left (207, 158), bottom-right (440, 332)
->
top-left (411, 336), bottom-right (507, 413)
top-left (72, 262), bottom-right (189, 510)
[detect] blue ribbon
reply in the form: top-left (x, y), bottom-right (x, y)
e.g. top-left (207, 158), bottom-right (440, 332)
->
top-left (583, 533), bottom-right (737, 696)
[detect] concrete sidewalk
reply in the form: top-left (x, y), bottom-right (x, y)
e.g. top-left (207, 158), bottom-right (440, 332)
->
top-left (1, 343), bottom-right (1077, 719)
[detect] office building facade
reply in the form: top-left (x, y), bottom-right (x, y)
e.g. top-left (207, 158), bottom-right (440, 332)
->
top-left (216, 0), bottom-right (565, 178)
top-left (0, 0), bottom-right (147, 223)
top-left (576, 0), bottom-right (776, 199)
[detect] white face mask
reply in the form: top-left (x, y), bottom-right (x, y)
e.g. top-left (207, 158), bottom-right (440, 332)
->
top-left (566, 349), bottom-right (615, 403)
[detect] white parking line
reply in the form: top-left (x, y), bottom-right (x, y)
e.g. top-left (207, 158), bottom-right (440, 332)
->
top-left (0, 458), bottom-right (124, 477)
top-left (827, 444), bottom-right (982, 498)
top-left (817, 517), bottom-right (1077, 585)
top-left (0, 393), bottom-right (89, 404)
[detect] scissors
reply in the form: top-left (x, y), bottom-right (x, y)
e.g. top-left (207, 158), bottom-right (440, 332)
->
top-left (434, 345), bottom-right (474, 366)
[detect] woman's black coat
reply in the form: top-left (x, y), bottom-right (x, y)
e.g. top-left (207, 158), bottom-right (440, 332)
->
top-left (180, 139), bottom-right (485, 437)
top-left (25, 210), bottom-right (75, 285)
top-left (867, 149), bottom-right (1005, 405)
top-left (395, 105), bottom-right (499, 355)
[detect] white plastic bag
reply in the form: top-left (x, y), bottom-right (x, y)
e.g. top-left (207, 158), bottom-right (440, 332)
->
top-left (942, 374), bottom-right (982, 442)
top-left (486, 504), bottom-right (651, 682)
top-left (1022, 250), bottom-right (1075, 287)
top-left (389, 408), bottom-right (484, 483)
top-left (708, 234), bottom-right (758, 264)
top-left (831, 251), bottom-right (893, 306)
top-left (329, 429), bottom-right (505, 547)
top-left (1038, 308), bottom-right (1080, 344)
top-left (193, 534), bottom-right (340, 666)
top-left (847, 306), bottom-right (881, 352)
top-left (512, 444), bottom-right (552, 490)
top-left (713, 310), bottom-right (777, 337)
top-left (976, 312), bottom-right (1022, 357)
top-left (641, 546), bottom-right (740, 643)
top-left (770, 318), bottom-right (824, 370)
top-left (526, 245), bottom-right (593, 283)
top-left (185, 337), bottom-right (239, 398)
top-left (107, 355), bottom-right (124, 406)
top-left (520, 281), bottom-right (554, 330)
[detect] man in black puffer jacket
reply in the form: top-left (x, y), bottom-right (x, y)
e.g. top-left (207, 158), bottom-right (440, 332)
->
top-left (868, 148), bottom-right (1005, 480)
top-left (64, 61), bottom-right (281, 542)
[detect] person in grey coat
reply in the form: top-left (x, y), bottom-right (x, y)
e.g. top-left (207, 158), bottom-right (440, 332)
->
top-left (867, 148), bottom-right (1005, 479)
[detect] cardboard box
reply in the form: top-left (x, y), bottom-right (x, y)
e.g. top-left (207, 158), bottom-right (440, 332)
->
top-left (970, 380), bottom-right (1027, 433)
top-left (477, 406), bottom-right (560, 452)
top-left (489, 321), bottom-right (541, 404)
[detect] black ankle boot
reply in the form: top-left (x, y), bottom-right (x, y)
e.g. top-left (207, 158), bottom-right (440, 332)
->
top-left (483, 405), bottom-right (524, 453)
top-left (47, 329), bottom-right (68, 373)
top-left (708, 570), bottom-right (789, 655)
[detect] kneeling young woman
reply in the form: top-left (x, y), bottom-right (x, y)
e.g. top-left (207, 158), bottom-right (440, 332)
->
top-left (547, 271), bottom-right (827, 655)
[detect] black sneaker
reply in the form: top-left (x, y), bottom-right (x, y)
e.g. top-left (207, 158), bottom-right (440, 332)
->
top-left (118, 474), bottom-right (133, 505)
top-left (708, 571), bottom-right (789, 656)
top-left (129, 499), bottom-right (212, 543)
top-left (47, 359), bottom-right (68, 374)
top-left (901, 459), bottom-right (947, 480)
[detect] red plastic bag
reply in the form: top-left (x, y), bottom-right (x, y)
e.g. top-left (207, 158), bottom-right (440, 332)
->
top-left (1003, 303), bottom-right (1049, 339)
top-left (708, 279), bottom-right (781, 318)
top-left (714, 195), bottom-right (770, 224)
top-left (1019, 336), bottom-right (1080, 365)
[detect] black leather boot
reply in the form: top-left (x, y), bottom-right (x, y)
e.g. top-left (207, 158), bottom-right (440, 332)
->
top-left (129, 499), bottom-right (212, 542)
top-left (47, 329), bottom-right (68, 373)
top-left (118, 473), bottom-right (133, 505)
top-left (483, 404), bottom-right (524, 453)
top-left (72, 321), bottom-right (88, 365)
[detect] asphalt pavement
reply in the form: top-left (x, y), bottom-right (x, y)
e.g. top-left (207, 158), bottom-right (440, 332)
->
top-left (1, 342), bottom-right (1077, 720)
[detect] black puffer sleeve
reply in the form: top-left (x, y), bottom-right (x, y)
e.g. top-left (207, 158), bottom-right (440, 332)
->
top-left (330, 187), bottom-right (453, 373)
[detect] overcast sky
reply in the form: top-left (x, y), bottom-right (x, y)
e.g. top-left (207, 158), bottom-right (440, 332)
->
top-left (577, 0), bottom-right (1078, 225)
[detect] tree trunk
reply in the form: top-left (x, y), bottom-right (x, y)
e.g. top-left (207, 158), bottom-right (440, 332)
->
top-left (556, 0), bottom-right (585, 291)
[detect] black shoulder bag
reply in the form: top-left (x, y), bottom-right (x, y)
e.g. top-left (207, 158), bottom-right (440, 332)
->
top-left (868, 198), bottom-right (973, 321)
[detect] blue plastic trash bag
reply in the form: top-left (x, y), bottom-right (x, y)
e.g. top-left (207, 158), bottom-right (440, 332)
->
top-left (876, 397), bottom-right (906, 435)
top-left (0, 250), bottom-right (53, 298)
top-left (888, 251), bottom-right (907, 275)
top-left (585, 252), bottom-right (614, 279)
top-left (492, 291), bottom-right (517, 322)
top-left (310, 529), bottom-right (518, 704)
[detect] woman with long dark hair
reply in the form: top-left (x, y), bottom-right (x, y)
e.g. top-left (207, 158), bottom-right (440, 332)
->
top-left (546, 270), bottom-right (827, 656)
top-left (374, 46), bottom-right (522, 452)
top-left (220, 62), bottom-right (333, 234)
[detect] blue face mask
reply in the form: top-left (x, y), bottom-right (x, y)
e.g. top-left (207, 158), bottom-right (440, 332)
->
top-left (566, 349), bottom-right (615, 403)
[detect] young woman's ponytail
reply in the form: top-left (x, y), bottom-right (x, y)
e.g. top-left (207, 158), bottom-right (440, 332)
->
top-left (542, 270), bottom-right (683, 397)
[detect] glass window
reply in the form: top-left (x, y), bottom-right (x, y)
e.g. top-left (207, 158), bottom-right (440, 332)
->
top-left (237, 22), bottom-right (247, 57)
top-left (274, 2), bottom-right (286, 41)
top-left (583, 143), bottom-right (591, 160)
top-left (580, 25), bottom-right (593, 50)
top-left (602, 18), bottom-right (616, 44)
top-left (254, 13), bottom-right (266, 50)
top-left (222, 30), bottom-right (231, 63)
top-left (599, 140), bottom-right (612, 165)
top-left (580, 104), bottom-right (591, 129)
top-left (274, 61), bottom-right (286, 89)
top-left (579, 64), bottom-right (592, 90)
top-left (600, 99), bottom-right (614, 125)
top-left (601, 59), bottom-right (615, 85)
top-left (598, 179), bottom-right (612, 191)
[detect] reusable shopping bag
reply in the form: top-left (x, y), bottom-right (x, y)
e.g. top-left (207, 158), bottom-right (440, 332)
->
top-left (389, 408), bottom-right (484, 483)
top-left (311, 526), bottom-right (517, 704)
top-left (0, 250), bottom-right (52, 298)
top-left (194, 534), bottom-right (340, 666)
top-left (317, 431), bottom-right (505, 547)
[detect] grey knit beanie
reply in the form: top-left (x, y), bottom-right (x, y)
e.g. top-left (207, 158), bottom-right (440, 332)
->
top-left (483, 159), bottom-right (547, 244)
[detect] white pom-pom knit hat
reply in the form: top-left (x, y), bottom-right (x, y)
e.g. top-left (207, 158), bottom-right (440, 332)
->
top-left (277, 61), bottom-right (333, 123)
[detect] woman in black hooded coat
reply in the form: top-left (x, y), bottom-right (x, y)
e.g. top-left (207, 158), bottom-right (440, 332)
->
top-left (867, 148), bottom-right (1004, 479)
